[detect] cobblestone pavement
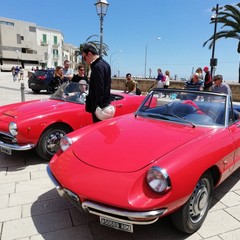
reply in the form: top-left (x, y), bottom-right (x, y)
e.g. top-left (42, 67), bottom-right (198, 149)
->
top-left (0, 72), bottom-right (240, 240)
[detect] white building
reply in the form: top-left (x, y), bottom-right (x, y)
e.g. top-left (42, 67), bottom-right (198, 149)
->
top-left (0, 17), bottom-right (79, 71)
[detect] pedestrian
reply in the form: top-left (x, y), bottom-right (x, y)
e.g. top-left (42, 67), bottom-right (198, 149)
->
top-left (15, 66), bottom-right (19, 81)
top-left (53, 66), bottom-right (63, 89)
top-left (211, 74), bottom-right (231, 95)
top-left (71, 64), bottom-right (88, 84)
top-left (19, 67), bottom-right (24, 81)
top-left (183, 73), bottom-right (204, 100)
top-left (81, 44), bottom-right (112, 123)
top-left (184, 73), bottom-right (204, 91)
top-left (164, 70), bottom-right (170, 89)
top-left (163, 70), bottom-right (170, 97)
top-left (11, 66), bottom-right (16, 82)
top-left (195, 67), bottom-right (203, 80)
top-left (155, 68), bottom-right (165, 98)
top-left (124, 73), bottom-right (137, 94)
top-left (203, 66), bottom-right (213, 91)
top-left (155, 68), bottom-right (165, 88)
top-left (62, 60), bottom-right (73, 82)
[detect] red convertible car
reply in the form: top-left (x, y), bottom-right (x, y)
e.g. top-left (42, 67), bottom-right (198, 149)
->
top-left (47, 88), bottom-right (240, 234)
top-left (0, 82), bottom-right (146, 160)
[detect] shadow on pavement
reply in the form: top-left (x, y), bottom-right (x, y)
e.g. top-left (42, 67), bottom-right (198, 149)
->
top-left (30, 188), bottom-right (190, 240)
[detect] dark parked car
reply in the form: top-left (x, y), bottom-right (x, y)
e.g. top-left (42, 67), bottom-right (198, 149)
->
top-left (28, 69), bottom-right (55, 93)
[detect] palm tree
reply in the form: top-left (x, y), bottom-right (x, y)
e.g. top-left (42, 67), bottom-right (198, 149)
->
top-left (78, 35), bottom-right (109, 75)
top-left (79, 35), bottom-right (109, 58)
top-left (203, 4), bottom-right (240, 83)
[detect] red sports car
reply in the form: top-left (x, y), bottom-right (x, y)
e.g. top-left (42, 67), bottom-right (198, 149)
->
top-left (47, 88), bottom-right (240, 234)
top-left (0, 82), bottom-right (146, 160)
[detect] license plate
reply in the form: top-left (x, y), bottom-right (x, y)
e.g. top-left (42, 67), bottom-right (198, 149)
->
top-left (100, 216), bottom-right (133, 233)
top-left (0, 147), bottom-right (12, 155)
top-left (30, 83), bottom-right (35, 85)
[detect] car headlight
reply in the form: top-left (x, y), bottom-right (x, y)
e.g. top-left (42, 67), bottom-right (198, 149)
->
top-left (9, 122), bottom-right (18, 136)
top-left (60, 136), bottom-right (73, 152)
top-left (146, 166), bottom-right (171, 193)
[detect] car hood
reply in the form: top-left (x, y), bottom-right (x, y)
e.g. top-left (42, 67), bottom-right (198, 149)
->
top-left (0, 99), bottom-right (74, 119)
top-left (72, 115), bottom-right (213, 172)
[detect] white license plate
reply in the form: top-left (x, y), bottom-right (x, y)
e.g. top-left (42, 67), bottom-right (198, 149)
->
top-left (100, 216), bottom-right (133, 233)
top-left (30, 83), bottom-right (35, 85)
top-left (0, 147), bottom-right (12, 155)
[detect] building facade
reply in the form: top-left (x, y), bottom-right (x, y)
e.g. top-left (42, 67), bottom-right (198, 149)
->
top-left (0, 17), bottom-right (79, 71)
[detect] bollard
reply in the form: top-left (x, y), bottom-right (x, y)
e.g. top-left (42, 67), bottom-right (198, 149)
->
top-left (20, 82), bottom-right (25, 102)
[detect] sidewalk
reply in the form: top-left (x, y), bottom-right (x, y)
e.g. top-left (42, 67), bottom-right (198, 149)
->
top-left (0, 71), bottom-right (240, 240)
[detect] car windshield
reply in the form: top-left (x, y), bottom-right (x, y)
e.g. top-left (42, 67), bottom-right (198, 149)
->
top-left (50, 82), bottom-right (88, 104)
top-left (136, 89), bottom-right (235, 127)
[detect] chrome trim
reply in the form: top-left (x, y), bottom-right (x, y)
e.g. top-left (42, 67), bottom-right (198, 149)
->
top-left (0, 141), bottom-right (34, 151)
top-left (82, 201), bottom-right (167, 225)
top-left (46, 165), bottom-right (65, 197)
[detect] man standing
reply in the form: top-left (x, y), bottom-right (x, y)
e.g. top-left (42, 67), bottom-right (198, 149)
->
top-left (62, 60), bottom-right (73, 82)
top-left (211, 74), bottom-right (232, 95)
top-left (82, 44), bottom-right (111, 123)
top-left (203, 66), bottom-right (212, 91)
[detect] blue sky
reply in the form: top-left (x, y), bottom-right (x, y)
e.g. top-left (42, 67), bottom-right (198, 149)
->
top-left (0, 0), bottom-right (239, 81)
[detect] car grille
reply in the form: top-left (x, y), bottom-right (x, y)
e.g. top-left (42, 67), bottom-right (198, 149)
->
top-left (0, 133), bottom-right (17, 144)
top-left (63, 188), bottom-right (84, 211)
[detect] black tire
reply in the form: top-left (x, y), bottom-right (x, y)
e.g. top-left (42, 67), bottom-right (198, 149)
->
top-left (32, 89), bottom-right (40, 93)
top-left (171, 172), bottom-right (213, 234)
top-left (36, 124), bottom-right (72, 161)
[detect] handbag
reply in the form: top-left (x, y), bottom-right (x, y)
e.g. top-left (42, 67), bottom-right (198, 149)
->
top-left (95, 105), bottom-right (116, 120)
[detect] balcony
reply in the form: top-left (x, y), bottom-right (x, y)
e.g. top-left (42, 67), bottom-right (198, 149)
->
top-left (41, 41), bottom-right (48, 46)
top-left (53, 43), bottom-right (60, 48)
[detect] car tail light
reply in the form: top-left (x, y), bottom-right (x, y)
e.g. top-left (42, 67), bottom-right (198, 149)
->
top-left (38, 76), bottom-right (46, 80)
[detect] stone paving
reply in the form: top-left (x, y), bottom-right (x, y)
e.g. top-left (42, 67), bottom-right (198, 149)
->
top-left (0, 71), bottom-right (240, 240)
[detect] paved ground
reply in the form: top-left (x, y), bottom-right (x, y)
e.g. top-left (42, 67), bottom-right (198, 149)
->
top-left (0, 71), bottom-right (240, 240)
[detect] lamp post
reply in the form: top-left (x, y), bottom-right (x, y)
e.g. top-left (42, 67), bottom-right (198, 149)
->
top-left (95, 0), bottom-right (109, 57)
top-left (16, 50), bottom-right (19, 65)
top-left (110, 50), bottom-right (122, 71)
top-left (144, 37), bottom-right (161, 78)
top-left (210, 4), bottom-right (222, 78)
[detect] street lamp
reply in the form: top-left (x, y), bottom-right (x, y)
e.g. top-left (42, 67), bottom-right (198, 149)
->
top-left (210, 4), bottom-right (222, 78)
top-left (110, 50), bottom-right (122, 71)
top-left (95, 0), bottom-right (109, 57)
top-left (144, 37), bottom-right (161, 78)
top-left (16, 50), bottom-right (19, 65)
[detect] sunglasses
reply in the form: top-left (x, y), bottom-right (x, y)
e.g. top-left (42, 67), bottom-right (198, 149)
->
top-left (79, 69), bottom-right (85, 71)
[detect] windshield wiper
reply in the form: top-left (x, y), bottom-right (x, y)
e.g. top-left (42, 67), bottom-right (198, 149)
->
top-left (135, 112), bottom-right (171, 120)
top-left (164, 113), bottom-right (196, 128)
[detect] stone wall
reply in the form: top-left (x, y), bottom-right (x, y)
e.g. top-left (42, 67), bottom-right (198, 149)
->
top-left (112, 78), bottom-right (240, 102)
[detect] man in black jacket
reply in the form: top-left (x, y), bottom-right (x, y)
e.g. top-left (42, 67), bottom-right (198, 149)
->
top-left (82, 44), bottom-right (111, 123)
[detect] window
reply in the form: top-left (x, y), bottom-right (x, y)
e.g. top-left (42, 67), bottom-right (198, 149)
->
top-left (29, 26), bottom-right (36, 32)
top-left (0, 20), bottom-right (14, 26)
top-left (42, 34), bottom-right (47, 44)
top-left (54, 36), bottom-right (58, 45)
top-left (53, 49), bottom-right (58, 57)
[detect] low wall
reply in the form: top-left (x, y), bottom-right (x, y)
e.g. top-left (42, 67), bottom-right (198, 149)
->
top-left (112, 78), bottom-right (240, 102)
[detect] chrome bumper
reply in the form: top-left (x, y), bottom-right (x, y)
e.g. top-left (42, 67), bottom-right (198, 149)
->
top-left (47, 165), bottom-right (167, 225)
top-left (0, 141), bottom-right (34, 151)
top-left (82, 201), bottom-right (167, 225)
top-left (46, 165), bottom-right (66, 197)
